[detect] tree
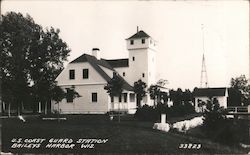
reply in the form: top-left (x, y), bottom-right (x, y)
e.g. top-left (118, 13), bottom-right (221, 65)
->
top-left (227, 88), bottom-right (241, 106)
top-left (134, 79), bottom-right (147, 108)
top-left (104, 73), bottom-right (123, 122)
top-left (197, 99), bottom-right (206, 113)
top-left (0, 12), bottom-right (70, 115)
top-left (201, 98), bottom-right (242, 145)
top-left (230, 75), bottom-right (250, 105)
top-left (202, 98), bottom-right (224, 133)
top-left (104, 73), bottom-right (123, 97)
top-left (159, 91), bottom-right (168, 104)
top-left (148, 85), bottom-right (161, 106)
top-left (148, 79), bottom-right (168, 106)
top-left (169, 88), bottom-right (183, 107)
top-left (52, 85), bottom-right (80, 115)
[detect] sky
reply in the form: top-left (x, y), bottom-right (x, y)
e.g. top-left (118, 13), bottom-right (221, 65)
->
top-left (1, 0), bottom-right (249, 90)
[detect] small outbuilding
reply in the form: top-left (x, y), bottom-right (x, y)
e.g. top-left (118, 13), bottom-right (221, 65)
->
top-left (193, 87), bottom-right (228, 112)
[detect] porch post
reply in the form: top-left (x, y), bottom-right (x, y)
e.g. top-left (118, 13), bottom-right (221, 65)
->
top-left (38, 102), bottom-right (41, 113)
top-left (8, 103), bottom-right (11, 117)
top-left (3, 102), bottom-right (5, 112)
top-left (127, 92), bottom-right (129, 111)
top-left (45, 102), bottom-right (47, 115)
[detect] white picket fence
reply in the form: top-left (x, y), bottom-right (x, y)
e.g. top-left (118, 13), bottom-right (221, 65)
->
top-left (227, 106), bottom-right (249, 113)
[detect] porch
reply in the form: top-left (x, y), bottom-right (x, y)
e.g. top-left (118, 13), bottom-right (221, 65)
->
top-left (108, 92), bottom-right (137, 114)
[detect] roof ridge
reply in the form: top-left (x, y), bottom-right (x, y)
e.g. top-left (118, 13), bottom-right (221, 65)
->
top-left (197, 87), bottom-right (227, 89)
top-left (106, 58), bottom-right (128, 60)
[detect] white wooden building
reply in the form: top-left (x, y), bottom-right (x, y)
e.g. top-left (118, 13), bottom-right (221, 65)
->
top-left (51, 30), bottom-right (157, 114)
top-left (193, 87), bottom-right (228, 112)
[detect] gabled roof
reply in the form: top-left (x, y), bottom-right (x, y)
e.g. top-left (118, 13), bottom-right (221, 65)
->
top-left (106, 59), bottom-right (129, 68)
top-left (69, 54), bottom-right (133, 91)
top-left (70, 54), bottom-right (112, 82)
top-left (193, 87), bottom-right (227, 97)
top-left (116, 74), bottom-right (133, 91)
top-left (126, 30), bottom-right (150, 40)
top-left (70, 54), bottom-right (114, 70)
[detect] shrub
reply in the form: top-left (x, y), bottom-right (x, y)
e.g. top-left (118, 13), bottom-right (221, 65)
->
top-left (135, 102), bottom-right (196, 122)
top-left (201, 99), bottom-right (247, 145)
top-left (135, 102), bottom-right (195, 121)
top-left (135, 105), bottom-right (159, 121)
top-left (168, 103), bottom-right (195, 117)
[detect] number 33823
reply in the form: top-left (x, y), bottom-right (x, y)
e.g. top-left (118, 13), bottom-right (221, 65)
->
top-left (179, 143), bottom-right (201, 149)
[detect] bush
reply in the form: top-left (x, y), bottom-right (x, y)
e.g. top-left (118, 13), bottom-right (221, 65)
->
top-left (135, 102), bottom-right (196, 122)
top-left (203, 118), bottom-right (247, 145)
top-left (135, 105), bottom-right (159, 121)
top-left (168, 103), bottom-right (195, 117)
top-left (201, 99), bottom-right (247, 145)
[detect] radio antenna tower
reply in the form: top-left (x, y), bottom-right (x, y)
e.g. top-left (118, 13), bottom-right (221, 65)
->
top-left (200, 24), bottom-right (208, 88)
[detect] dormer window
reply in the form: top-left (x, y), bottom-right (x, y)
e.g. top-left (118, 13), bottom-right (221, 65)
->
top-left (142, 39), bottom-right (145, 44)
top-left (130, 40), bottom-right (134, 45)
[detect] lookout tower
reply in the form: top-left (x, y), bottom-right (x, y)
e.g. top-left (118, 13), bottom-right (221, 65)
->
top-left (126, 28), bottom-right (157, 106)
top-left (126, 28), bottom-right (157, 87)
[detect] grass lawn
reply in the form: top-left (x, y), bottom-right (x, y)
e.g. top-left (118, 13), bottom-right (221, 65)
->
top-left (1, 114), bottom-right (248, 154)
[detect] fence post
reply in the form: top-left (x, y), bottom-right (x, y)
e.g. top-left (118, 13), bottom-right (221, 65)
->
top-left (161, 114), bottom-right (166, 124)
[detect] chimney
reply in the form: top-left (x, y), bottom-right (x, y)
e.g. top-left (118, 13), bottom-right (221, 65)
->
top-left (92, 48), bottom-right (101, 60)
top-left (137, 26), bottom-right (139, 33)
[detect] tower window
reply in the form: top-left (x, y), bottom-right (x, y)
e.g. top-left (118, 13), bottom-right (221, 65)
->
top-left (123, 72), bottom-right (125, 76)
top-left (132, 56), bottom-right (135, 61)
top-left (69, 69), bottom-right (75, 80)
top-left (82, 69), bottom-right (89, 79)
top-left (92, 93), bottom-right (97, 102)
top-left (142, 39), bottom-right (145, 44)
top-left (142, 73), bottom-right (145, 77)
top-left (130, 40), bottom-right (134, 45)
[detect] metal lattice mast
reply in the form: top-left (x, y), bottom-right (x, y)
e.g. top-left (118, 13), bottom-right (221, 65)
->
top-left (200, 54), bottom-right (208, 88)
top-left (200, 24), bottom-right (209, 88)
